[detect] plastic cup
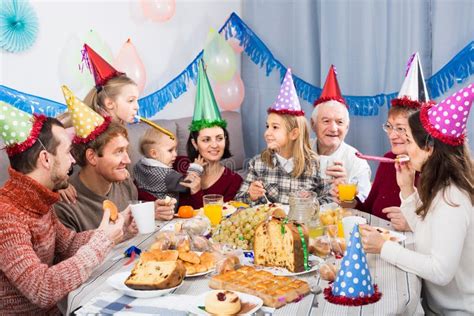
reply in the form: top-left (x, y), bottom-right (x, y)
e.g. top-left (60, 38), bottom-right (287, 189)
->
top-left (342, 216), bottom-right (367, 243)
top-left (203, 194), bottom-right (223, 226)
top-left (129, 200), bottom-right (155, 234)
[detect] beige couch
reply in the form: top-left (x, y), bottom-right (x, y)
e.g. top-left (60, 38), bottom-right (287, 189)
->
top-left (0, 111), bottom-right (246, 186)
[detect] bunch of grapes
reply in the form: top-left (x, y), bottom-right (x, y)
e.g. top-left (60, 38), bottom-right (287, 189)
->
top-left (212, 208), bottom-right (270, 250)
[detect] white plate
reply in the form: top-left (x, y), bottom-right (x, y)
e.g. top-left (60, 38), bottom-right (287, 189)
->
top-left (106, 271), bottom-right (182, 298)
top-left (242, 251), bottom-right (323, 276)
top-left (374, 226), bottom-right (407, 242)
top-left (189, 291), bottom-right (263, 315)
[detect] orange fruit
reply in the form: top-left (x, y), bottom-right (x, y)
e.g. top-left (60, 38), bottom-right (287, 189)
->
top-left (178, 205), bottom-right (194, 218)
top-left (103, 200), bottom-right (119, 222)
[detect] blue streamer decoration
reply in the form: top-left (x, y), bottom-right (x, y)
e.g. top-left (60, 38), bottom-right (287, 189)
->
top-left (1, 12), bottom-right (473, 117)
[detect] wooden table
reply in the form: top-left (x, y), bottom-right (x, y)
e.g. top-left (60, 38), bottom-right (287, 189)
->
top-left (61, 211), bottom-right (422, 315)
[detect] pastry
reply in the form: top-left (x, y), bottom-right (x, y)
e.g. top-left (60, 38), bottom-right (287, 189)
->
top-left (205, 290), bottom-right (241, 315)
top-left (125, 260), bottom-right (185, 290)
top-left (254, 218), bottom-right (308, 272)
top-left (178, 251), bottom-right (200, 264)
top-left (320, 263), bottom-right (337, 281)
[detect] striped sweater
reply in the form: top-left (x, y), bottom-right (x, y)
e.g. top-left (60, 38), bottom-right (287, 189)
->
top-left (0, 167), bottom-right (114, 315)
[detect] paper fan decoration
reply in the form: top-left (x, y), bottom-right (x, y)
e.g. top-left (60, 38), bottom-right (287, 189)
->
top-left (0, 0), bottom-right (39, 53)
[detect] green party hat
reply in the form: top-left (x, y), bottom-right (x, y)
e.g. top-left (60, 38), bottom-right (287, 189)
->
top-left (0, 101), bottom-right (47, 157)
top-left (189, 60), bottom-right (227, 132)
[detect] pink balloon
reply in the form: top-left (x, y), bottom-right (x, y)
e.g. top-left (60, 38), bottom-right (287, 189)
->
top-left (113, 39), bottom-right (147, 95)
top-left (227, 37), bottom-right (243, 54)
top-left (140, 0), bottom-right (176, 22)
top-left (214, 74), bottom-right (245, 111)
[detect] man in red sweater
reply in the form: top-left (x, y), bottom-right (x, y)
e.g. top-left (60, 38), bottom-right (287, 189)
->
top-left (0, 102), bottom-right (125, 315)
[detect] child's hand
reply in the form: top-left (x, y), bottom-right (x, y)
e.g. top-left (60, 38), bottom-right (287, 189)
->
top-left (248, 181), bottom-right (266, 201)
top-left (180, 172), bottom-right (201, 194)
top-left (194, 155), bottom-right (207, 168)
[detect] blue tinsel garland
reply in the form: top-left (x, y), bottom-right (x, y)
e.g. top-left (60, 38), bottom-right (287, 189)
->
top-left (1, 12), bottom-right (473, 117)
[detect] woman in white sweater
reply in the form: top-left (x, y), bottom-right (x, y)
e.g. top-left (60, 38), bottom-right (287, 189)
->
top-left (362, 84), bottom-right (474, 315)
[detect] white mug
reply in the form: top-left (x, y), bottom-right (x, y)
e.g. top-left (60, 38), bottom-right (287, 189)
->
top-left (342, 216), bottom-right (367, 244)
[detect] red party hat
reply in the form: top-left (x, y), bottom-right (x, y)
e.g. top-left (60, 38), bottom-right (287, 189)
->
top-left (314, 65), bottom-right (347, 107)
top-left (83, 44), bottom-right (123, 87)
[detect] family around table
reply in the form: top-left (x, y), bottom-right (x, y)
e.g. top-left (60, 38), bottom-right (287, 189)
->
top-left (0, 45), bottom-right (472, 315)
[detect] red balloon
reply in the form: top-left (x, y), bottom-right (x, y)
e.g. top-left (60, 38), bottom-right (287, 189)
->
top-left (214, 74), bottom-right (245, 111)
top-left (140, 0), bottom-right (176, 22)
top-left (113, 39), bottom-right (147, 95)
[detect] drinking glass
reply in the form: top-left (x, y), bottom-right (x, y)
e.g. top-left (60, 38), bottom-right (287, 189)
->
top-left (337, 179), bottom-right (358, 202)
top-left (203, 194), bottom-right (224, 226)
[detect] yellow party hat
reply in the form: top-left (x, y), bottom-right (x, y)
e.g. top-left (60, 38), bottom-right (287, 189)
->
top-left (61, 85), bottom-right (111, 144)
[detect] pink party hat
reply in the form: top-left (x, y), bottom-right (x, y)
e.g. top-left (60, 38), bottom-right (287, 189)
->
top-left (268, 68), bottom-right (305, 116)
top-left (420, 83), bottom-right (473, 146)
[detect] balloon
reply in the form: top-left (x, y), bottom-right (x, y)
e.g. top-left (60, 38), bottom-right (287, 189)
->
top-left (227, 37), bottom-right (244, 54)
top-left (113, 39), bottom-right (147, 95)
top-left (140, 0), bottom-right (176, 22)
top-left (213, 73), bottom-right (245, 111)
top-left (203, 29), bottom-right (237, 83)
top-left (58, 33), bottom-right (85, 93)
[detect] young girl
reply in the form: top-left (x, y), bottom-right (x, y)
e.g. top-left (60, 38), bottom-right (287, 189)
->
top-left (235, 69), bottom-right (330, 205)
top-left (362, 84), bottom-right (474, 314)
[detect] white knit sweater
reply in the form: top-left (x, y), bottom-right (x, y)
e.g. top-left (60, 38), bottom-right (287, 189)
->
top-left (381, 186), bottom-right (474, 315)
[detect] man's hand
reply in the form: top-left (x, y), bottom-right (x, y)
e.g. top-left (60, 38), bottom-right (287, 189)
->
top-left (382, 207), bottom-right (411, 232)
top-left (154, 198), bottom-right (176, 221)
top-left (325, 161), bottom-right (347, 182)
top-left (58, 184), bottom-right (77, 204)
top-left (98, 209), bottom-right (125, 245)
top-left (122, 206), bottom-right (139, 238)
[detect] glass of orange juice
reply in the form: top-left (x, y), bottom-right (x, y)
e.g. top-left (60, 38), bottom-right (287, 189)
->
top-left (338, 180), bottom-right (358, 202)
top-left (203, 194), bottom-right (224, 226)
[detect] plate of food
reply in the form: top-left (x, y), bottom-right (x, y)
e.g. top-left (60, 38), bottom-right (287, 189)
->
top-left (180, 251), bottom-right (216, 278)
top-left (374, 226), bottom-right (407, 242)
top-left (106, 270), bottom-right (183, 299)
top-left (189, 290), bottom-right (263, 316)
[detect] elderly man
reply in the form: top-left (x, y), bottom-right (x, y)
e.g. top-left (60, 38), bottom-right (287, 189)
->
top-left (0, 102), bottom-right (124, 314)
top-left (311, 66), bottom-right (371, 202)
top-left (54, 87), bottom-right (175, 232)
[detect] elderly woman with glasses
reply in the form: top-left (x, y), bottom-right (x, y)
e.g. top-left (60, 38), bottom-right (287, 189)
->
top-left (353, 104), bottom-right (421, 225)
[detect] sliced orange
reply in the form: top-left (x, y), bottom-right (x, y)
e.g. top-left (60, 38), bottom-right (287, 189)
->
top-left (103, 200), bottom-right (118, 222)
top-left (178, 205), bottom-right (194, 218)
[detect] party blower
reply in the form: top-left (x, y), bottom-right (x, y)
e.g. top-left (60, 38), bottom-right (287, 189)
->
top-left (135, 116), bottom-right (175, 140)
top-left (355, 152), bottom-right (410, 164)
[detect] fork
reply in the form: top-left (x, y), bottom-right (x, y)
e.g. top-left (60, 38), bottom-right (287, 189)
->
top-left (257, 178), bottom-right (271, 204)
top-left (309, 276), bottom-right (323, 308)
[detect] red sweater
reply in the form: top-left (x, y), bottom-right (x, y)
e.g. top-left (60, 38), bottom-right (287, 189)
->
top-left (356, 151), bottom-right (419, 220)
top-left (174, 156), bottom-right (243, 209)
top-left (0, 168), bottom-right (113, 315)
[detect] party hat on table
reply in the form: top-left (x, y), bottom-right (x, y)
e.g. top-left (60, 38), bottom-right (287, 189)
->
top-left (420, 83), bottom-right (473, 146)
top-left (189, 60), bottom-right (227, 132)
top-left (83, 44), bottom-right (124, 87)
top-left (61, 85), bottom-right (111, 144)
top-left (391, 52), bottom-right (430, 109)
top-left (0, 101), bottom-right (47, 157)
top-left (313, 65), bottom-right (347, 107)
top-left (268, 68), bottom-right (305, 116)
top-left (324, 224), bottom-right (382, 306)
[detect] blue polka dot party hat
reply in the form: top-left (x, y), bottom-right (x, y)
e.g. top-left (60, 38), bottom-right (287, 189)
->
top-left (324, 224), bottom-right (382, 305)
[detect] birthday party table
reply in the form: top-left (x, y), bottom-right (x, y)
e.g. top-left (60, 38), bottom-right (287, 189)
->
top-left (60, 210), bottom-right (422, 315)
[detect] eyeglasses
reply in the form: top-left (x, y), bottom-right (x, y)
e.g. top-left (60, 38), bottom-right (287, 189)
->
top-left (382, 122), bottom-right (406, 135)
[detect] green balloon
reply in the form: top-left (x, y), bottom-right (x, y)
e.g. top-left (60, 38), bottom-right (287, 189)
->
top-left (203, 29), bottom-right (237, 83)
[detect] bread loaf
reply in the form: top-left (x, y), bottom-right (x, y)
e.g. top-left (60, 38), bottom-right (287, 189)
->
top-left (254, 219), bottom-right (308, 272)
top-left (125, 260), bottom-right (185, 290)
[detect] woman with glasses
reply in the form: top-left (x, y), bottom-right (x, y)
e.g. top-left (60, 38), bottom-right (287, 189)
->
top-left (352, 53), bottom-right (428, 225)
top-left (362, 85), bottom-right (474, 314)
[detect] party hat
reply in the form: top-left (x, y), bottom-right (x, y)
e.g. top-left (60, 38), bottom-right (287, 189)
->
top-left (0, 101), bottom-right (47, 157)
top-left (324, 224), bottom-right (382, 306)
top-left (391, 52), bottom-right (430, 109)
top-left (189, 60), bottom-right (227, 132)
top-left (420, 83), bottom-right (473, 146)
top-left (313, 65), bottom-right (347, 107)
top-left (83, 44), bottom-right (124, 87)
top-left (61, 85), bottom-right (111, 144)
top-left (268, 68), bottom-right (304, 116)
